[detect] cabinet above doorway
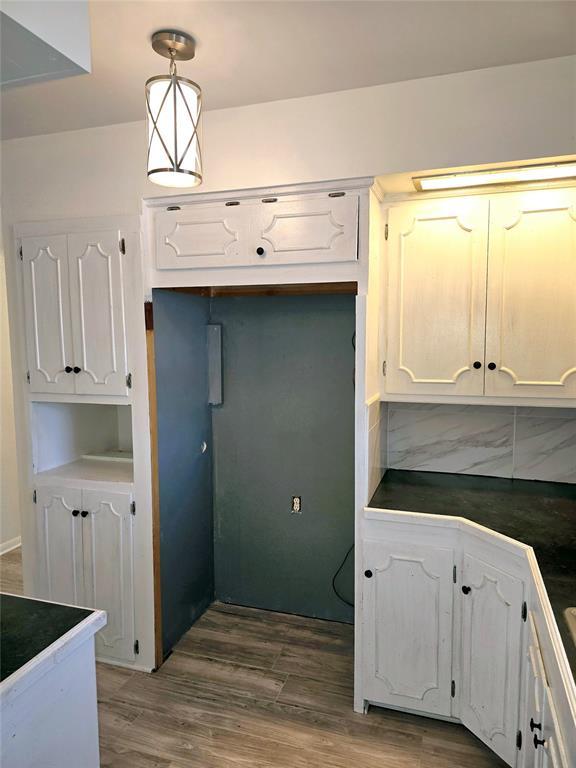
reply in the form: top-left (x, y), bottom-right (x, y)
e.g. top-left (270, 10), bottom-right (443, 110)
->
top-left (382, 187), bottom-right (576, 403)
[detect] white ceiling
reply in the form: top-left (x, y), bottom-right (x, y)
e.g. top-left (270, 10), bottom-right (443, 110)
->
top-left (2, 0), bottom-right (576, 140)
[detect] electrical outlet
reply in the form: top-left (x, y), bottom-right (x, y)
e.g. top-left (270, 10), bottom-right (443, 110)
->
top-left (291, 496), bottom-right (302, 514)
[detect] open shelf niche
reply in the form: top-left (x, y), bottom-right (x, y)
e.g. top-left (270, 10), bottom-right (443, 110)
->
top-left (31, 402), bottom-right (133, 486)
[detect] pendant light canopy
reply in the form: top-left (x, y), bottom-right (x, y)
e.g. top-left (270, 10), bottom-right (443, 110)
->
top-left (146, 30), bottom-right (202, 188)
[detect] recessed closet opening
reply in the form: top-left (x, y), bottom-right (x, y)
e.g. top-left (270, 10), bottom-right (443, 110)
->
top-left (151, 286), bottom-right (356, 659)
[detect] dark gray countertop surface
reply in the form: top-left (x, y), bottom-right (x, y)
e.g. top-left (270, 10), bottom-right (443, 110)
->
top-left (0, 593), bottom-right (94, 682)
top-left (368, 470), bottom-right (576, 679)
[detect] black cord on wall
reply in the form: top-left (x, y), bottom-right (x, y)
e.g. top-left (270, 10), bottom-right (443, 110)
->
top-left (332, 543), bottom-right (355, 607)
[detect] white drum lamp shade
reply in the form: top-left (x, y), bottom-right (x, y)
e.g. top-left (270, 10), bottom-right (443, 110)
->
top-left (146, 31), bottom-right (202, 188)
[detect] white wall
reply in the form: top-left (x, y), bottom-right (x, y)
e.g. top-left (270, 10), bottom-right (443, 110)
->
top-left (0, 248), bottom-right (21, 552)
top-left (2, 55), bottom-right (575, 225)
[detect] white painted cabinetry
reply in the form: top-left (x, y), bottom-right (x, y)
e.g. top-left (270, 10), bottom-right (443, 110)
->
top-left (485, 189), bottom-right (576, 399)
top-left (459, 545), bottom-right (525, 766)
top-left (21, 229), bottom-right (130, 397)
top-left (153, 192), bottom-right (359, 270)
top-left (521, 615), bottom-right (570, 768)
top-left (362, 538), bottom-right (454, 716)
top-left (34, 484), bottom-right (135, 663)
top-left (384, 187), bottom-right (576, 400)
top-left (385, 197), bottom-right (489, 396)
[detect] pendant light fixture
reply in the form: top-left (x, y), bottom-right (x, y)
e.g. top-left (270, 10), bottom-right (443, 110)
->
top-left (146, 30), bottom-right (202, 188)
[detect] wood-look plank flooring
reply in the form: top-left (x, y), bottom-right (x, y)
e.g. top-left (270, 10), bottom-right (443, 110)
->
top-left (1, 548), bottom-right (506, 767)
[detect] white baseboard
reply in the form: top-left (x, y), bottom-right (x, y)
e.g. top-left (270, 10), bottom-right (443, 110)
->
top-left (0, 536), bottom-right (21, 556)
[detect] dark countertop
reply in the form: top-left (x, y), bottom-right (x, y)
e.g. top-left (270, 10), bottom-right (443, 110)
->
top-left (369, 470), bottom-right (576, 679)
top-left (0, 594), bottom-right (94, 682)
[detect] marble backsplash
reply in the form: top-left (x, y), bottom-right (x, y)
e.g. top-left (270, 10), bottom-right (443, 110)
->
top-left (383, 403), bottom-right (576, 484)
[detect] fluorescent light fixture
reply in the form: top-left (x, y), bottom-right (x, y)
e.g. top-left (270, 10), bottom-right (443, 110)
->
top-left (413, 162), bottom-right (576, 192)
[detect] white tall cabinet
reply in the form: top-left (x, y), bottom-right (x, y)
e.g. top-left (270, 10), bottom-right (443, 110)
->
top-left (384, 187), bottom-right (576, 401)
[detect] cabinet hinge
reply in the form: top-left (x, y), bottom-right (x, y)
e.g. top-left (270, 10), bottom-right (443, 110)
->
top-left (384, 223), bottom-right (389, 240)
top-left (134, 639), bottom-right (139, 655)
top-left (328, 191), bottom-right (346, 198)
top-left (382, 361), bottom-right (387, 377)
top-left (522, 601), bottom-right (527, 622)
top-left (33, 489), bottom-right (37, 504)
top-left (18, 244), bottom-right (23, 260)
top-left (516, 730), bottom-right (522, 750)
top-left (453, 565), bottom-right (457, 584)
top-left (119, 237), bottom-right (126, 255)
top-left (126, 372), bottom-right (132, 389)
top-left (130, 501), bottom-right (136, 516)
top-left (451, 680), bottom-right (455, 698)
top-left (26, 370), bottom-right (30, 384)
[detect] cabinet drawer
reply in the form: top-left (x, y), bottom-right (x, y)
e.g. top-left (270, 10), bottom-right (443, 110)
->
top-left (154, 203), bottom-right (253, 269)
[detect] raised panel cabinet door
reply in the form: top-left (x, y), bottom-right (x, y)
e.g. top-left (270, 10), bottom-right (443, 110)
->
top-left (522, 616), bottom-right (547, 768)
top-left (539, 684), bottom-right (570, 768)
top-left (386, 198), bottom-right (489, 396)
top-left (485, 189), bottom-right (576, 398)
top-left (21, 235), bottom-right (76, 394)
top-left (362, 539), bottom-right (454, 716)
top-left (155, 203), bottom-right (251, 269)
top-left (254, 195), bottom-right (358, 265)
top-left (81, 489), bottom-right (135, 662)
top-left (34, 486), bottom-right (84, 604)
top-left (67, 231), bottom-right (129, 396)
top-left (460, 550), bottom-right (524, 766)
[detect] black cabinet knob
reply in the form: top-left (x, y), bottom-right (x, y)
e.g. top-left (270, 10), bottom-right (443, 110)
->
top-left (462, 585), bottom-right (471, 594)
top-left (72, 509), bottom-right (80, 517)
top-left (364, 569), bottom-right (373, 579)
top-left (256, 246), bottom-right (265, 256)
top-left (73, 366), bottom-right (81, 374)
top-left (530, 718), bottom-right (542, 732)
top-left (487, 362), bottom-right (497, 371)
top-left (533, 735), bottom-right (546, 749)
top-left (81, 510), bottom-right (89, 518)
top-left (473, 361), bottom-right (482, 369)
top-left (65, 366), bottom-right (73, 373)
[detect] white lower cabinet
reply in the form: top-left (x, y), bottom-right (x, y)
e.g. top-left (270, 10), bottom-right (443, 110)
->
top-left (361, 516), bottom-right (530, 767)
top-left (362, 538), bottom-right (455, 716)
top-left (34, 484), bottom-right (135, 663)
top-left (522, 615), bottom-right (569, 768)
top-left (459, 546), bottom-right (525, 766)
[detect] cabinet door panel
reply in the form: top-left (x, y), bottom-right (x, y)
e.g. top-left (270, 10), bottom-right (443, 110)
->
top-left (155, 204), bottom-right (251, 269)
top-left (21, 236), bottom-right (76, 394)
top-left (386, 198), bottom-right (489, 396)
top-left (460, 550), bottom-right (524, 765)
top-left (254, 195), bottom-right (358, 265)
top-left (68, 232), bottom-right (129, 396)
top-left (35, 486), bottom-right (83, 604)
top-left (362, 539), bottom-right (454, 716)
top-left (81, 489), bottom-right (135, 662)
top-left (486, 189), bottom-right (576, 398)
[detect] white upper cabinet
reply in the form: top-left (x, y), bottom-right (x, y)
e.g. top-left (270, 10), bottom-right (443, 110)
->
top-left (254, 195), bottom-right (358, 265)
top-left (22, 236), bottom-right (76, 395)
top-left (153, 192), bottom-right (359, 270)
top-left (385, 198), bottom-right (489, 396)
top-left (68, 232), bottom-right (129, 396)
top-left (155, 203), bottom-right (251, 269)
top-left (485, 189), bottom-right (576, 399)
top-left (21, 229), bottom-right (130, 397)
top-left (384, 187), bottom-right (576, 402)
top-left (362, 537), bottom-right (455, 716)
top-left (459, 545), bottom-right (525, 766)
